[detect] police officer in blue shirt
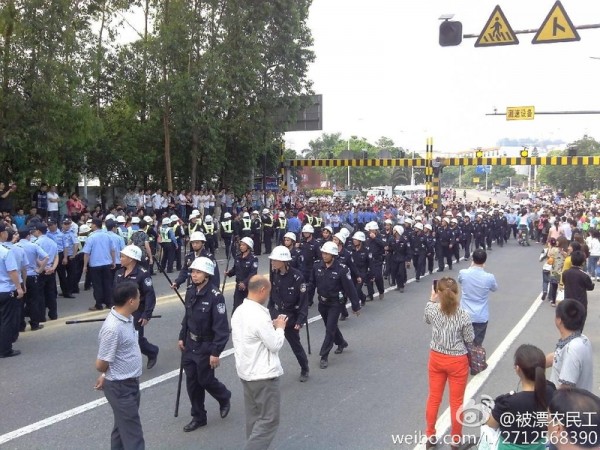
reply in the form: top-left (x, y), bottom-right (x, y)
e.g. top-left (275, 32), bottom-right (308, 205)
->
top-left (105, 219), bottom-right (125, 279)
top-left (83, 218), bottom-right (117, 311)
top-left (47, 219), bottom-right (69, 298)
top-left (225, 237), bottom-right (258, 313)
top-left (60, 218), bottom-right (79, 298)
top-left (115, 245), bottom-right (159, 370)
top-left (287, 211), bottom-right (302, 239)
top-left (178, 257), bottom-right (231, 432)
top-left (313, 241), bottom-right (360, 369)
top-left (0, 222), bottom-right (25, 358)
top-left (32, 223), bottom-right (59, 320)
top-left (16, 228), bottom-right (48, 331)
top-left (172, 231), bottom-right (220, 290)
top-left (268, 246), bottom-right (309, 382)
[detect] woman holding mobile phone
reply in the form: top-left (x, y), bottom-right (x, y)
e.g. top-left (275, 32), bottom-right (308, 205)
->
top-left (423, 277), bottom-right (474, 450)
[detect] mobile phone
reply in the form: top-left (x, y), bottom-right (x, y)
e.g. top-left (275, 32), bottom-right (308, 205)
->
top-left (433, 280), bottom-right (438, 291)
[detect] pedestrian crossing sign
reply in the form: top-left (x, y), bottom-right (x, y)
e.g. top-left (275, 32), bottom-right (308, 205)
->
top-left (475, 5), bottom-right (519, 47)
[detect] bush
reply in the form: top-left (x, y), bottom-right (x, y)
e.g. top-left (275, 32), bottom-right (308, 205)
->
top-left (309, 189), bottom-right (333, 197)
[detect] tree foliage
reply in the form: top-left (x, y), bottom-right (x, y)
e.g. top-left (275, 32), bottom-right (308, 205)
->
top-left (0, 0), bottom-right (314, 196)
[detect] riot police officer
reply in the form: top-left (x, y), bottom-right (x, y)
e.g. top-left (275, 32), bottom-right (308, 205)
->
top-left (298, 224), bottom-right (321, 307)
top-left (449, 218), bottom-right (462, 263)
top-left (424, 224), bottom-right (436, 275)
top-left (225, 237), bottom-right (258, 313)
top-left (389, 225), bottom-right (412, 292)
top-left (202, 215), bottom-right (218, 255)
top-left (220, 212), bottom-right (234, 259)
top-left (461, 215), bottom-right (474, 260)
top-left (283, 232), bottom-right (303, 271)
top-left (333, 232), bottom-right (357, 321)
top-left (437, 218), bottom-right (454, 271)
top-left (172, 231), bottom-right (220, 290)
top-left (411, 222), bottom-right (427, 281)
top-left (250, 211), bottom-right (262, 256)
top-left (268, 246), bottom-right (309, 382)
top-left (473, 214), bottom-right (487, 250)
top-left (350, 231), bottom-right (371, 305)
top-left (159, 217), bottom-right (178, 273)
top-left (115, 245), bottom-right (159, 369)
top-left (261, 208), bottom-right (274, 254)
top-left (312, 241), bottom-right (360, 369)
top-left (365, 221), bottom-right (386, 301)
top-left (178, 257), bottom-right (231, 432)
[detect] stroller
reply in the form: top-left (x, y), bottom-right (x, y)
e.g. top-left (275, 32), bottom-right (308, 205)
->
top-left (517, 225), bottom-right (530, 246)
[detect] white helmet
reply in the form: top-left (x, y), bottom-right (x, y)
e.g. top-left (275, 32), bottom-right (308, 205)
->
top-left (269, 246), bottom-right (292, 261)
top-left (404, 218), bottom-right (413, 225)
top-left (424, 224), bottom-right (433, 231)
top-left (302, 224), bottom-right (314, 233)
top-left (170, 214), bottom-right (179, 222)
top-left (451, 218), bottom-right (458, 224)
top-left (415, 216), bottom-right (423, 222)
top-left (414, 222), bottom-right (424, 231)
top-left (279, 212), bottom-right (285, 218)
top-left (79, 224), bottom-right (91, 234)
top-left (243, 212), bottom-right (250, 218)
top-left (252, 210), bottom-right (259, 215)
top-left (320, 241), bottom-right (339, 256)
top-left (435, 216), bottom-right (441, 222)
top-left (241, 237), bottom-right (254, 250)
top-left (352, 231), bottom-right (366, 242)
top-left (105, 214), bottom-right (115, 221)
top-left (189, 212), bottom-right (199, 220)
top-left (161, 217), bottom-right (171, 225)
top-left (204, 215), bottom-right (212, 223)
top-left (121, 245), bottom-right (142, 261)
top-left (365, 221), bottom-right (379, 231)
top-left (190, 257), bottom-right (215, 275)
top-left (143, 216), bottom-right (153, 224)
top-left (284, 232), bottom-right (297, 241)
top-left (224, 212), bottom-right (232, 219)
top-left (262, 208), bottom-right (270, 214)
top-left (323, 226), bottom-right (333, 234)
top-left (339, 228), bottom-right (350, 239)
top-left (443, 218), bottom-right (450, 224)
top-left (190, 231), bottom-right (206, 242)
top-left (116, 216), bottom-right (126, 223)
top-left (384, 219), bottom-right (393, 225)
top-left (192, 209), bottom-right (200, 215)
top-left (445, 211), bottom-right (453, 217)
top-left (334, 233), bottom-right (346, 245)
top-left (393, 225), bottom-right (404, 236)
top-left (131, 217), bottom-right (140, 224)
top-left (456, 212), bottom-right (463, 218)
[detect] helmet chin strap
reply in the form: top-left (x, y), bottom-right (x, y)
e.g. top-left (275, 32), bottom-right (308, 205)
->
top-left (194, 276), bottom-right (209, 288)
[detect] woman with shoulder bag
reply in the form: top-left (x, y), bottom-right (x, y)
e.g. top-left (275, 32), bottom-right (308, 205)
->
top-left (547, 238), bottom-right (565, 306)
top-left (423, 277), bottom-right (474, 450)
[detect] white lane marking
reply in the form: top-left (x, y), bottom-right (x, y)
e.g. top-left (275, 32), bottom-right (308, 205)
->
top-left (412, 294), bottom-right (544, 450)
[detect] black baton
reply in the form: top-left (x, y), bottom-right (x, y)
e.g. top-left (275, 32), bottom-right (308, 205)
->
top-left (66, 315), bottom-right (162, 324)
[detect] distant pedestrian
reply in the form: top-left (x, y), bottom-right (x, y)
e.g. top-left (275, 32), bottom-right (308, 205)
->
top-left (561, 250), bottom-right (594, 323)
top-left (232, 275), bottom-right (287, 450)
top-left (457, 248), bottom-right (498, 346)
top-left (94, 281), bottom-right (145, 450)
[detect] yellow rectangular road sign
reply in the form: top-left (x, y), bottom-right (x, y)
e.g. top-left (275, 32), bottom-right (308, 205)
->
top-left (473, 177), bottom-right (480, 183)
top-left (506, 106), bottom-right (535, 121)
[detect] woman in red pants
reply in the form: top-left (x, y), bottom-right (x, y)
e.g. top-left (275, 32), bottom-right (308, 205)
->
top-left (424, 277), bottom-right (474, 450)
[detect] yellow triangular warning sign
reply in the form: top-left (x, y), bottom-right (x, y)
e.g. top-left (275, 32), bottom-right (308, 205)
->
top-left (475, 5), bottom-right (519, 47)
top-left (532, 0), bottom-right (580, 44)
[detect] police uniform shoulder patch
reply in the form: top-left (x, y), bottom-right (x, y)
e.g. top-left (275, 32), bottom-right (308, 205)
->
top-left (217, 302), bottom-right (226, 315)
top-left (346, 271), bottom-right (352, 280)
top-left (144, 277), bottom-right (152, 287)
top-left (253, 261), bottom-right (258, 268)
top-left (300, 283), bottom-right (307, 293)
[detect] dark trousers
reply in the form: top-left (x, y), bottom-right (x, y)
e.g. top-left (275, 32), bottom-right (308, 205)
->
top-left (414, 253), bottom-right (426, 279)
top-left (103, 379), bottom-right (145, 450)
top-left (183, 346), bottom-right (231, 422)
top-left (472, 322), bottom-right (488, 347)
top-left (426, 254), bottom-right (435, 274)
top-left (485, 233), bottom-right (493, 249)
top-left (474, 235), bottom-right (485, 249)
top-left (205, 236), bottom-right (216, 255)
top-left (56, 251), bottom-right (69, 295)
top-left (252, 233), bottom-right (262, 256)
top-left (73, 252), bottom-right (85, 291)
top-left (452, 243), bottom-right (460, 262)
top-left (22, 275), bottom-right (43, 329)
top-left (223, 238), bottom-right (233, 260)
top-left (175, 241), bottom-right (182, 271)
top-left (391, 260), bottom-right (407, 287)
top-left (39, 272), bottom-right (58, 320)
top-left (284, 322), bottom-right (309, 372)
top-left (462, 237), bottom-right (472, 259)
top-left (133, 311), bottom-right (158, 360)
top-left (233, 287), bottom-right (248, 314)
top-left (367, 261), bottom-right (384, 296)
top-left (0, 291), bottom-right (19, 356)
top-left (263, 230), bottom-right (273, 254)
top-left (89, 265), bottom-right (113, 308)
top-left (318, 301), bottom-right (345, 359)
top-left (301, 278), bottom-right (315, 306)
top-left (355, 279), bottom-right (367, 304)
top-left (439, 246), bottom-right (452, 270)
top-left (160, 242), bottom-right (175, 273)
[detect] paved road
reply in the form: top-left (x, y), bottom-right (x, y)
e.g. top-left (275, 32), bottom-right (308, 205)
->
top-left (1, 197), bottom-right (598, 449)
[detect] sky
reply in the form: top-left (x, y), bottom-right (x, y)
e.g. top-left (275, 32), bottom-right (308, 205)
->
top-left (284, 0), bottom-right (600, 155)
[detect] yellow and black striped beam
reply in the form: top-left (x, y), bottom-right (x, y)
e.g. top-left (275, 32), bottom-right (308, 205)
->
top-left (287, 156), bottom-right (600, 168)
top-left (287, 158), bottom-right (427, 167)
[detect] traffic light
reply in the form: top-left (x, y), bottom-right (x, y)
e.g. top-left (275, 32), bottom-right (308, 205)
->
top-left (520, 148), bottom-right (529, 158)
top-left (567, 146), bottom-right (577, 156)
top-left (475, 150), bottom-right (484, 158)
top-left (362, 150), bottom-right (368, 160)
top-left (398, 149), bottom-right (405, 158)
top-left (439, 20), bottom-right (463, 47)
top-left (328, 151), bottom-right (334, 159)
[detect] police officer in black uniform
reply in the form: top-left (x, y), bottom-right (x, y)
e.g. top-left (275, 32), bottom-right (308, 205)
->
top-left (333, 232), bottom-right (358, 321)
top-left (449, 218), bottom-right (462, 264)
top-left (220, 212), bottom-right (235, 260)
top-left (250, 211), bottom-right (262, 256)
top-left (312, 241), bottom-right (360, 369)
top-left (171, 231), bottom-right (220, 290)
top-left (424, 224), bottom-right (436, 275)
top-left (115, 245), bottom-right (159, 369)
top-left (350, 231), bottom-right (371, 305)
top-left (298, 224), bottom-right (321, 306)
top-left (225, 237), bottom-right (258, 313)
top-left (268, 246), bottom-right (310, 382)
top-left (473, 213), bottom-right (487, 250)
top-left (389, 225), bottom-right (412, 292)
top-left (460, 215), bottom-right (474, 260)
top-left (178, 257), bottom-right (231, 432)
top-left (411, 222), bottom-right (427, 281)
top-left (202, 215), bottom-right (217, 255)
top-left (261, 208), bottom-right (274, 254)
top-left (365, 221), bottom-right (386, 301)
top-left (437, 218), bottom-right (454, 271)
top-left (283, 232), bottom-right (304, 271)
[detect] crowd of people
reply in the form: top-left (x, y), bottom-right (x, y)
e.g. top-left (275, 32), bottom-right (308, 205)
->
top-left (2, 182), bottom-right (600, 449)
